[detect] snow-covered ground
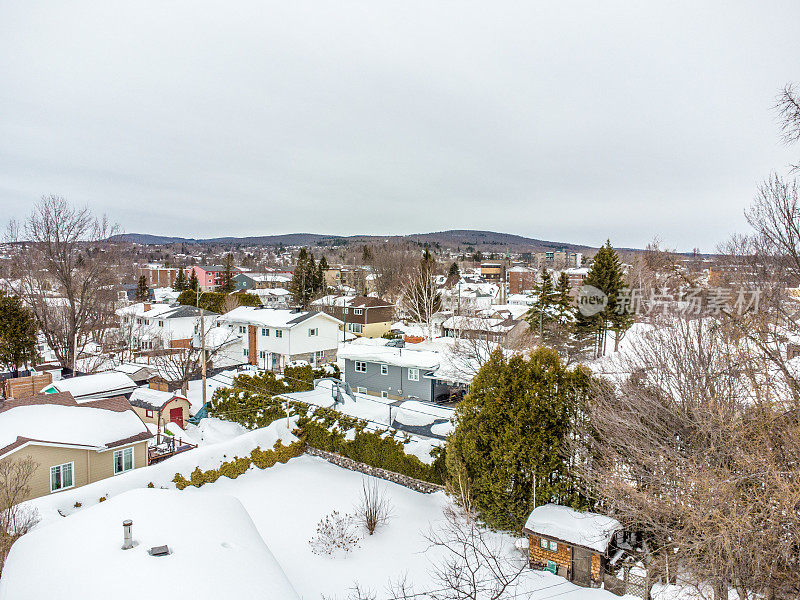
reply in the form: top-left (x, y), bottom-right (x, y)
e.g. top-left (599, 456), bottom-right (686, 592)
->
top-left (16, 420), bottom-right (634, 599)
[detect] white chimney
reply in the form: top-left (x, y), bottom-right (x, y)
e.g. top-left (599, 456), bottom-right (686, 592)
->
top-left (122, 519), bottom-right (134, 550)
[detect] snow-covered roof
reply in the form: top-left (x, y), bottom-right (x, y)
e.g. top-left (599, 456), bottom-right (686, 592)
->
top-left (0, 394), bottom-right (151, 457)
top-left (338, 343), bottom-right (441, 370)
top-left (42, 372), bottom-right (138, 400)
top-left (116, 302), bottom-right (217, 320)
top-left (128, 387), bottom-right (186, 411)
top-left (218, 306), bottom-right (342, 328)
top-left (112, 363), bottom-right (153, 376)
top-left (523, 504), bottom-right (622, 552)
top-left (0, 489), bottom-right (300, 600)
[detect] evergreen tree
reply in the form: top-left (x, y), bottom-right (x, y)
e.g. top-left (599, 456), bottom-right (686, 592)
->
top-left (317, 255), bottom-right (329, 294)
top-left (526, 269), bottom-right (556, 338)
top-left (173, 268), bottom-right (187, 292)
top-left (289, 248), bottom-right (324, 308)
top-left (575, 240), bottom-right (631, 357)
top-left (135, 275), bottom-right (150, 302)
top-left (0, 292), bottom-right (40, 375)
top-left (447, 348), bottom-right (593, 532)
top-left (188, 270), bottom-right (199, 292)
top-left (447, 261), bottom-right (460, 280)
top-left (220, 253), bottom-right (236, 293)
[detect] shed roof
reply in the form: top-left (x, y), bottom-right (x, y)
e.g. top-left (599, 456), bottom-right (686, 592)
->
top-left (523, 504), bottom-right (622, 553)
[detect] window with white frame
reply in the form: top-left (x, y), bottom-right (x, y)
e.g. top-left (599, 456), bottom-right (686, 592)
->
top-left (158, 320), bottom-right (164, 327)
top-left (408, 368), bottom-right (419, 381)
top-left (343, 307), bottom-right (349, 314)
top-left (357, 387), bottom-right (367, 394)
top-left (540, 538), bottom-right (548, 550)
top-left (50, 462), bottom-right (74, 492)
top-left (275, 330), bottom-right (283, 338)
top-left (113, 447), bottom-right (134, 475)
top-left (315, 350), bottom-right (325, 360)
top-left (308, 328), bottom-right (318, 336)
top-left (380, 364), bottom-right (389, 375)
top-left (262, 328), bottom-right (269, 336)
top-left (381, 391), bottom-right (388, 398)
top-left (239, 325), bottom-right (246, 334)
top-left (259, 350), bottom-right (266, 359)
top-left (351, 323), bottom-right (363, 334)
top-left (354, 361), bottom-right (367, 373)
top-left (354, 308), bottom-right (363, 315)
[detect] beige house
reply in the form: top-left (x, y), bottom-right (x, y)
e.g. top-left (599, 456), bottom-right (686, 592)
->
top-left (128, 387), bottom-right (191, 430)
top-left (0, 392), bottom-right (153, 502)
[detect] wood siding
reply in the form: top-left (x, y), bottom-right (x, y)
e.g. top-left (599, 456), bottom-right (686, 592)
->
top-left (529, 534), bottom-right (572, 577)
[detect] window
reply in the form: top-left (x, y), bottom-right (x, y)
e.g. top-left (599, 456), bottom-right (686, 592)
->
top-left (243, 348), bottom-right (249, 358)
top-left (380, 364), bottom-right (389, 375)
top-left (157, 320), bottom-right (164, 328)
top-left (408, 368), bottom-right (419, 381)
top-left (239, 325), bottom-right (246, 334)
top-left (351, 323), bottom-right (363, 334)
top-left (145, 409), bottom-right (153, 418)
top-left (354, 361), bottom-right (367, 373)
top-left (259, 350), bottom-right (266, 359)
top-left (262, 328), bottom-right (269, 336)
top-left (315, 350), bottom-right (325, 360)
top-left (381, 391), bottom-right (388, 398)
top-left (113, 447), bottom-right (134, 475)
top-left (549, 540), bottom-right (558, 552)
top-left (357, 387), bottom-right (367, 394)
top-left (275, 330), bottom-right (283, 338)
top-left (308, 328), bottom-right (318, 337)
top-left (540, 538), bottom-right (548, 550)
top-left (343, 307), bottom-right (349, 314)
top-left (50, 462), bottom-right (74, 492)
top-left (354, 308), bottom-right (363, 315)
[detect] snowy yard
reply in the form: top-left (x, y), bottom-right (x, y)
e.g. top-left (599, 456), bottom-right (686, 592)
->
top-left (18, 418), bottom-right (633, 600)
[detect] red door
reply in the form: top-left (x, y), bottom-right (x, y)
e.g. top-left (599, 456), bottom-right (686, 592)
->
top-left (169, 407), bottom-right (184, 430)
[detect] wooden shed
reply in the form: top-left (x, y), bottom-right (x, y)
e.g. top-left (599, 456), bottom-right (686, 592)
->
top-left (523, 504), bottom-right (622, 587)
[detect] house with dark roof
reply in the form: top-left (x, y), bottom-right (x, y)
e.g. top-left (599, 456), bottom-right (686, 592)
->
top-left (216, 307), bottom-right (343, 371)
top-left (312, 295), bottom-right (395, 338)
top-left (0, 392), bottom-right (153, 501)
top-left (116, 302), bottom-right (217, 351)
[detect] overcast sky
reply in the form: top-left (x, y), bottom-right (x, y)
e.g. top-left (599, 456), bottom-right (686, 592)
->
top-left (1, 1), bottom-right (798, 251)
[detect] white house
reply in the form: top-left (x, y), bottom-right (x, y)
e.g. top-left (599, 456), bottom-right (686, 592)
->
top-left (216, 307), bottom-right (343, 371)
top-left (116, 302), bottom-right (217, 351)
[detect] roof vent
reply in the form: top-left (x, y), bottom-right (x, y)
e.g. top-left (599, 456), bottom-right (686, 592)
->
top-left (148, 545), bottom-right (171, 557)
top-left (122, 519), bottom-right (135, 550)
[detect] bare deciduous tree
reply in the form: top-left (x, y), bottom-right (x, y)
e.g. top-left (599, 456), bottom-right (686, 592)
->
top-left (0, 457), bottom-right (40, 575)
top-left (5, 196), bottom-right (122, 370)
top-left (578, 316), bottom-right (800, 600)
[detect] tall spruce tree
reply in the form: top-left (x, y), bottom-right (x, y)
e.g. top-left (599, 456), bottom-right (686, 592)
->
top-left (0, 291), bottom-right (40, 375)
top-left (188, 270), bottom-right (199, 292)
top-left (289, 248), bottom-right (324, 308)
top-left (135, 275), bottom-right (150, 302)
top-left (575, 240), bottom-right (631, 356)
top-left (526, 269), bottom-right (556, 338)
top-left (173, 268), bottom-right (187, 292)
top-left (220, 253), bottom-right (236, 293)
top-left (447, 348), bottom-right (593, 532)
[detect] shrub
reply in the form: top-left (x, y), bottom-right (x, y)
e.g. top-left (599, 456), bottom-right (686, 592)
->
top-left (308, 511), bottom-right (360, 556)
top-left (146, 482), bottom-right (155, 489)
top-left (73, 501), bottom-right (82, 508)
top-left (355, 479), bottom-right (392, 535)
top-left (98, 496), bottom-right (107, 503)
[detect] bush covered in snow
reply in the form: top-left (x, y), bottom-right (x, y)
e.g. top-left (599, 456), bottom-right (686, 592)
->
top-left (308, 510), bottom-right (361, 556)
top-left (173, 440), bottom-right (304, 490)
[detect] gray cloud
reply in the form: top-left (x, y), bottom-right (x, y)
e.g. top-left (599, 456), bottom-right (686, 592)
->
top-left (1, 0), bottom-right (798, 251)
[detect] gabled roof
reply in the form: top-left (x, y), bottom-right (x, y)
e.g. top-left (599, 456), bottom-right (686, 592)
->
top-left (218, 306), bottom-right (343, 328)
top-left (0, 392), bottom-right (153, 459)
top-left (128, 387), bottom-right (188, 411)
top-left (42, 372), bottom-right (138, 400)
top-left (523, 504), bottom-right (622, 553)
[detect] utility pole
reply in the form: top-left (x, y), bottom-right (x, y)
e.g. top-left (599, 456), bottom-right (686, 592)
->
top-left (196, 288), bottom-right (207, 408)
top-left (72, 332), bottom-right (78, 376)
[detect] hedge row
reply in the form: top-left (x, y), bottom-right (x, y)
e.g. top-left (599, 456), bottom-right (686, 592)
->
top-left (172, 439), bottom-right (304, 490)
top-left (295, 404), bottom-right (447, 485)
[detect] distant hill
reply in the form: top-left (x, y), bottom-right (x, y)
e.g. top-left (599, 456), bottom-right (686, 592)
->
top-left (111, 230), bottom-right (605, 252)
